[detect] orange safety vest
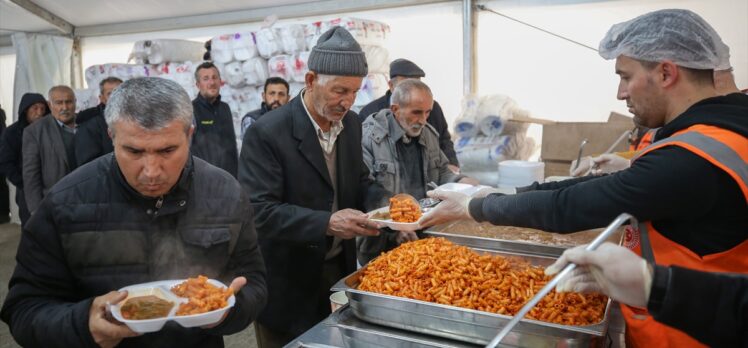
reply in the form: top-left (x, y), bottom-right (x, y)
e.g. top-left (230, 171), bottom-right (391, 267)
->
top-left (622, 124), bottom-right (748, 348)
top-left (630, 128), bottom-right (657, 151)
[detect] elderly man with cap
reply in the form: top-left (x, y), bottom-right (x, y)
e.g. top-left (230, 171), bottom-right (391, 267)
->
top-left (358, 59), bottom-right (460, 171)
top-left (422, 9), bottom-right (747, 348)
top-left (239, 26), bottom-right (387, 347)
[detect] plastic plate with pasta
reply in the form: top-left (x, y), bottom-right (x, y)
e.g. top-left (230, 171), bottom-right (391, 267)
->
top-left (109, 276), bottom-right (235, 333)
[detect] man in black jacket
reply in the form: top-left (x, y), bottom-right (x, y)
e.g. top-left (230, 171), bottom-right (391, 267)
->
top-left (192, 62), bottom-right (238, 177)
top-left (358, 58), bottom-right (460, 170)
top-left (1, 77), bottom-right (267, 348)
top-left (75, 76), bottom-right (123, 125)
top-left (0, 93), bottom-right (47, 226)
top-left (240, 77), bottom-right (290, 139)
top-left (422, 9), bottom-right (747, 347)
top-left (75, 77), bottom-right (123, 166)
top-left (239, 27), bottom-right (386, 347)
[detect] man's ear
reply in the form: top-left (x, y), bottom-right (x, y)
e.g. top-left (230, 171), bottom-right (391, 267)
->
top-left (304, 71), bottom-right (317, 90)
top-left (390, 103), bottom-right (400, 115)
top-left (659, 60), bottom-right (680, 88)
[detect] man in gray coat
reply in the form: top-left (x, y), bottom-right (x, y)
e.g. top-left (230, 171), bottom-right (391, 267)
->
top-left (358, 79), bottom-right (477, 264)
top-left (22, 85), bottom-right (77, 213)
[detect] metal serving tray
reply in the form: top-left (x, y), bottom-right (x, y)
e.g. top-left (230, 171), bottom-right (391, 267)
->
top-left (332, 248), bottom-right (612, 347)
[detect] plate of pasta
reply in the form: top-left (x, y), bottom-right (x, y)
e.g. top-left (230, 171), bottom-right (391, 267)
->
top-left (109, 275), bottom-right (235, 333)
top-left (368, 194), bottom-right (426, 231)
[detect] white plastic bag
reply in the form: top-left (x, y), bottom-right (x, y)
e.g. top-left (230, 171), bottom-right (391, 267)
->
top-left (267, 55), bottom-right (292, 81)
top-left (241, 57), bottom-right (269, 86)
top-left (290, 52), bottom-right (309, 83)
top-left (277, 24), bottom-right (307, 54)
top-left (255, 28), bottom-right (282, 59)
top-left (223, 61), bottom-right (245, 87)
top-left (231, 32), bottom-right (257, 61)
top-left (210, 35), bottom-right (235, 64)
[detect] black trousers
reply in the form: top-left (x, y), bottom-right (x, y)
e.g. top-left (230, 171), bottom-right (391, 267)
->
top-left (0, 177), bottom-right (9, 223)
top-left (255, 254), bottom-right (346, 348)
top-left (15, 187), bottom-right (30, 226)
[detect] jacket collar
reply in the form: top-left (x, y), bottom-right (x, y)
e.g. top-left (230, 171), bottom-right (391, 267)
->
top-left (291, 94), bottom-right (333, 187)
top-left (111, 153), bottom-right (194, 215)
top-left (195, 93), bottom-right (222, 108)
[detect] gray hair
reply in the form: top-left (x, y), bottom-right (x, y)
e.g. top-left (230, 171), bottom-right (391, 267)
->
top-left (48, 85), bottom-right (74, 99)
top-left (391, 79), bottom-right (433, 106)
top-left (105, 77), bottom-right (193, 136)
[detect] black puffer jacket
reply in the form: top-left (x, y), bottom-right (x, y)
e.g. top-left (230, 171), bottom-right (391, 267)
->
top-left (0, 93), bottom-right (47, 187)
top-left (0, 154), bottom-right (267, 348)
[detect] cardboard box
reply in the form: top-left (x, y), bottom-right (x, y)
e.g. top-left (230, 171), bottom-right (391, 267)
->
top-left (541, 113), bottom-right (634, 176)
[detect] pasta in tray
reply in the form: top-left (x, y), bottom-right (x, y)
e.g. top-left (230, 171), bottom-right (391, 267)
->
top-left (358, 238), bottom-right (607, 326)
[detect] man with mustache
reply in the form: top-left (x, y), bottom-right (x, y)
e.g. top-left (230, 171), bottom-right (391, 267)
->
top-left (239, 26), bottom-right (387, 347)
top-left (240, 77), bottom-right (290, 139)
top-left (191, 62), bottom-right (238, 178)
top-left (22, 85), bottom-right (78, 213)
top-left (359, 59), bottom-right (460, 173)
top-left (358, 79), bottom-right (478, 264)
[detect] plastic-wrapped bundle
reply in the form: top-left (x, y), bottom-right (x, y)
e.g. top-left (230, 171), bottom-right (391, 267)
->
top-left (129, 41), bottom-right (148, 64)
top-left (232, 32), bottom-right (257, 61)
top-left (354, 73), bottom-right (388, 107)
top-left (290, 52), bottom-right (309, 83)
top-left (85, 63), bottom-right (148, 88)
top-left (129, 39), bottom-right (204, 65)
top-left (289, 82), bottom-right (304, 98)
top-left (74, 88), bottom-right (99, 112)
top-left (304, 22), bottom-right (322, 50)
top-left (476, 95), bottom-right (518, 136)
top-left (241, 57), bottom-right (269, 86)
top-left (277, 24), bottom-right (306, 55)
top-left (223, 61), bottom-right (245, 87)
top-left (210, 35), bottom-right (235, 64)
top-left (267, 55), bottom-right (292, 81)
top-left (255, 28), bottom-right (282, 59)
top-left (362, 45), bottom-right (389, 74)
top-left (453, 95), bottom-right (481, 138)
top-left (364, 21), bottom-right (391, 46)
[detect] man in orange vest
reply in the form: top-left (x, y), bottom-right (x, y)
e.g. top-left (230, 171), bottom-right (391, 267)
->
top-left (545, 242), bottom-right (747, 347)
top-left (422, 9), bottom-right (747, 348)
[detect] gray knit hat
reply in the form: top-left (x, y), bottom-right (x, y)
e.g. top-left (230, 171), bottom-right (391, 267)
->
top-left (308, 26), bottom-right (368, 77)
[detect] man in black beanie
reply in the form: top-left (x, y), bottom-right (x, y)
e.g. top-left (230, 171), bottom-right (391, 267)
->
top-left (359, 58), bottom-right (460, 171)
top-left (239, 26), bottom-right (386, 347)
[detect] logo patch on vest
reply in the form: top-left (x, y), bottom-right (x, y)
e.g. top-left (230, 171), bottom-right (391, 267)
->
top-left (623, 225), bottom-right (640, 250)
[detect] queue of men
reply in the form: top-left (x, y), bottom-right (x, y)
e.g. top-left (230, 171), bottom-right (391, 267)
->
top-left (0, 8), bottom-right (746, 348)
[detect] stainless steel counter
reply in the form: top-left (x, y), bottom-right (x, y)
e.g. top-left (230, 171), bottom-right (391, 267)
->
top-left (285, 304), bottom-right (626, 348)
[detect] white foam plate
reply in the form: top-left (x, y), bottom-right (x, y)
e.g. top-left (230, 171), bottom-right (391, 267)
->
top-left (367, 206), bottom-right (423, 231)
top-left (109, 279), bottom-right (235, 333)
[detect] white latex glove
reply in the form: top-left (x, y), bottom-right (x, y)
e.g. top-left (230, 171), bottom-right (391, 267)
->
top-left (589, 154), bottom-right (631, 175)
top-left (545, 242), bottom-right (653, 308)
top-left (418, 190), bottom-right (472, 228)
top-left (570, 156), bottom-right (594, 177)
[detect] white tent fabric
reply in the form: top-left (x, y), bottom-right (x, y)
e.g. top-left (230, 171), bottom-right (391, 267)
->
top-left (11, 33), bottom-right (73, 122)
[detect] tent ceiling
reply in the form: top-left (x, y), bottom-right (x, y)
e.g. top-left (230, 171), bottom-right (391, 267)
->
top-left (0, 0), bottom-right (317, 35)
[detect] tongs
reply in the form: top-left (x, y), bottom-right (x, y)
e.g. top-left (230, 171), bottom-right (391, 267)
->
top-left (485, 213), bottom-right (639, 348)
top-left (572, 139), bottom-right (588, 172)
